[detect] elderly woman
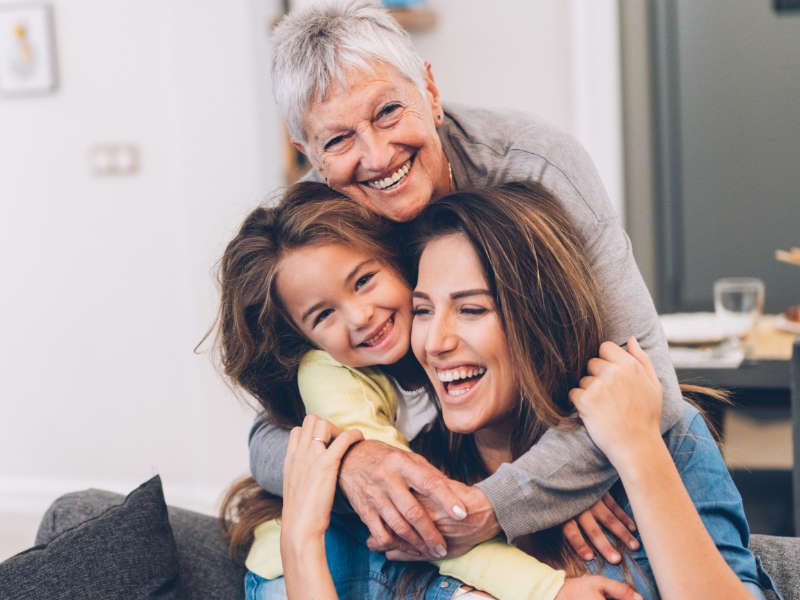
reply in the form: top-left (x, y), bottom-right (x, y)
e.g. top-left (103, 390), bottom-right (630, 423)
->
top-left (250, 0), bottom-right (682, 568)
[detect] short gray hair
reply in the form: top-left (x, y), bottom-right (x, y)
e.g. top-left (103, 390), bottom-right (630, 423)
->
top-left (272, 0), bottom-right (427, 144)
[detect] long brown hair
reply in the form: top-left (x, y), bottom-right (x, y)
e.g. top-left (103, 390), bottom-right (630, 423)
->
top-left (217, 181), bottom-right (402, 556)
top-left (407, 181), bottom-right (610, 575)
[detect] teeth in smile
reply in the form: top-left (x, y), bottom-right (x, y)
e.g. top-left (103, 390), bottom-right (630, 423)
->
top-left (362, 317), bottom-right (393, 347)
top-left (366, 160), bottom-right (411, 190)
top-left (436, 366), bottom-right (486, 383)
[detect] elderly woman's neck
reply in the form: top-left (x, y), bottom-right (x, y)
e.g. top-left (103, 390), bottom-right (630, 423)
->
top-left (474, 421), bottom-right (515, 474)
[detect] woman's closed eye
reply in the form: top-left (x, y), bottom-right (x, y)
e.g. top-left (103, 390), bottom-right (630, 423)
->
top-left (324, 132), bottom-right (351, 152)
top-left (411, 305), bottom-right (431, 317)
top-left (459, 306), bottom-right (488, 316)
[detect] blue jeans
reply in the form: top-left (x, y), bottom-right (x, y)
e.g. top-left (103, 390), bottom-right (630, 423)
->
top-left (246, 404), bottom-right (780, 599)
top-left (245, 513), bottom-right (462, 599)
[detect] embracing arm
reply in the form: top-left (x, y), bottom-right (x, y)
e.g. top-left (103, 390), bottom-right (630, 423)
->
top-left (475, 217), bottom-right (681, 540)
top-left (299, 351), bottom-right (576, 600)
top-left (471, 138), bottom-right (683, 542)
top-left (246, 365), bottom-right (464, 557)
top-left (249, 417), bottom-right (289, 496)
top-left (280, 416), bottom-right (363, 600)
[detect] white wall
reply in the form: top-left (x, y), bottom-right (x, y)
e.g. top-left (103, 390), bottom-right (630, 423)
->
top-left (413, 0), bottom-right (575, 132)
top-left (413, 0), bottom-right (623, 219)
top-left (0, 0), bottom-right (283, 515)
top-left (0, 0), bottom-right (622, 521)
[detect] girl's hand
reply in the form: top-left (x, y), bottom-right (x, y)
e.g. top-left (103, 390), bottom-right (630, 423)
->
top-left (280, 415), bottom-right (364, 553)
top-left (568, 337), bottom-right (662, 467)
top-left (555, 576), bottom-right (642, 600)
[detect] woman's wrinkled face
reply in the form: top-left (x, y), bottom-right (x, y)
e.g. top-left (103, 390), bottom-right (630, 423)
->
top-left (411, 233), bottom-right (518, 435)
top-left (276, 243), bottom-right (412, 368)
top-left (298, 61), bottom-right (451, 223)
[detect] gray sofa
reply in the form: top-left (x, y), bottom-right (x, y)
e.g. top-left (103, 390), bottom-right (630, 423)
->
top-left (32, 487), bottom-right (800, 599)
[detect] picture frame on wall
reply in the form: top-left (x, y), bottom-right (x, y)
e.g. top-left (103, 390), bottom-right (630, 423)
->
top-left (0, 3), bottom-right (57, 97)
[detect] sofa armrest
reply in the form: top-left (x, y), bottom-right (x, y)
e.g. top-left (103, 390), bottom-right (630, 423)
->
top-left (37, 489), bottom-right (245, 600)
top-left (750, 533), bottom-right (800, 599)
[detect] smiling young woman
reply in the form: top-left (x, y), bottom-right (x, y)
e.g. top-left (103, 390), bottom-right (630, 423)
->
top-left (411, 233), bottom-right (518, 449)
top-left (404, 182), bottom-right (777, 598)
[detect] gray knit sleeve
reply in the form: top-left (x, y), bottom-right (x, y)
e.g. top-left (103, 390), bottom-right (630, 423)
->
top-left (474, 136), bottom-right (684, 542)
top-left (476, 216), bottom-right (683, 542)
top-left (248, 415), bottom-right (289, 495)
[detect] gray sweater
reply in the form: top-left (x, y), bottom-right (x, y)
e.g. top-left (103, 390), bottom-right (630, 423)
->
top-left (248, 103), bottom-right (684, 542)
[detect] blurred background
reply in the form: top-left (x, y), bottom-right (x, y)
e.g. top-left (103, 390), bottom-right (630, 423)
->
top-left (1, 0), bottom-right (798, 558)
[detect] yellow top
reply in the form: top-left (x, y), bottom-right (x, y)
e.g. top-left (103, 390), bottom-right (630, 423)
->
top-left (245, 350), bottom-right (566, 600)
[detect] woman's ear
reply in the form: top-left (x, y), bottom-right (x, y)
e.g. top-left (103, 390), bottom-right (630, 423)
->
top-left (293, 140), bottom-right (315, 167)
top-left (293, 140), bottom-right (325, 180)
top-left (423, 61), bottom-right (443, 123)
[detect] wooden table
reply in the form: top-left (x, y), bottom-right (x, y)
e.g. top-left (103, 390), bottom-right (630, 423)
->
top-left (676, 316), bottom-right (794, 393)
top-left (674, 317), bottom-right (797, 535)
top-left (675, 316), bottom-right (796, 430)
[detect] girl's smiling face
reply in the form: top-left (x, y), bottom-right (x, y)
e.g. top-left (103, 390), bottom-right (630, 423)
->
top-left (411, 233), bottom-right (518, 435)
top-left (276, 242), bottom-right (412, 368)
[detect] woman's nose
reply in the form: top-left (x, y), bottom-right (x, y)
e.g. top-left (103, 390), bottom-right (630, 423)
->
top-left (425, 315), bottom-right (458, 356)
top-left (357, 129), bottom-right (393, 174)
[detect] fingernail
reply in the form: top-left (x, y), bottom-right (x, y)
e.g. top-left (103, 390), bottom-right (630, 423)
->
top-left (434, 544), bottom-right (447, 558)
top-left (629, 540), bottom-right (640, 550)
top-left (452, 505), bottom-right (467, 519)
top-left (583, 552), bottom-right (594, 561)
top-left (611, 552), bottom-right (621, 563)
top-left (635, 594), bottom-right (644, 600)
top-left (629, 523), bottom-right (637, 531)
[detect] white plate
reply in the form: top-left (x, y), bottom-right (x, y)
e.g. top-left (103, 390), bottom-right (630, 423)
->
top-left (659, 312), bottom-right (734, 345)
top-left (775, 314), bottom-right (800, 335)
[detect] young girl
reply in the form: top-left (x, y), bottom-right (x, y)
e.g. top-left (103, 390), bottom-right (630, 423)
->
top-left (217, 181), bottom-right (639, 600)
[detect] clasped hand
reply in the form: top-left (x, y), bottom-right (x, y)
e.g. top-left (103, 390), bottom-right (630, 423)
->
top-left (333, 338), bottom-right (661, 563)
top-left (337, 439), bottom-right (499, 560)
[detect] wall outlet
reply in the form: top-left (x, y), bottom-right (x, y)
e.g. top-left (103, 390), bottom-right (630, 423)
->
top-left (88, 144), bottom-right (140, 176)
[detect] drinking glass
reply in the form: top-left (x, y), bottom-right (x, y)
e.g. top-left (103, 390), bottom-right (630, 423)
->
top-left (713, 277), bottom-right (765, 341)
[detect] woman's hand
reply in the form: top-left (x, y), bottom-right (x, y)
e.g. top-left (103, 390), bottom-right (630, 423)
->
top-left (280, 415), bottom-right (364, 555)
top-left (555, 576), bottom-right (642, 600)
top-left (568, 337), bottom-right (662, 467)
top-left (562, 492), bottom-right (639, 563)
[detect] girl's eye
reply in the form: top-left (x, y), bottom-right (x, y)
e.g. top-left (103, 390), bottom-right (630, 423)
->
top-left (313, 308), bottom-right (334, 327)
top-left (355, 272), bottom-right (375, 290)
top-left (411, 306), bottom-right (431, 316)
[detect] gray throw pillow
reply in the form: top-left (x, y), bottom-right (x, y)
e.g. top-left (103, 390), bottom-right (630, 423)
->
top-left (0, 475), bottom-right (179, 599)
